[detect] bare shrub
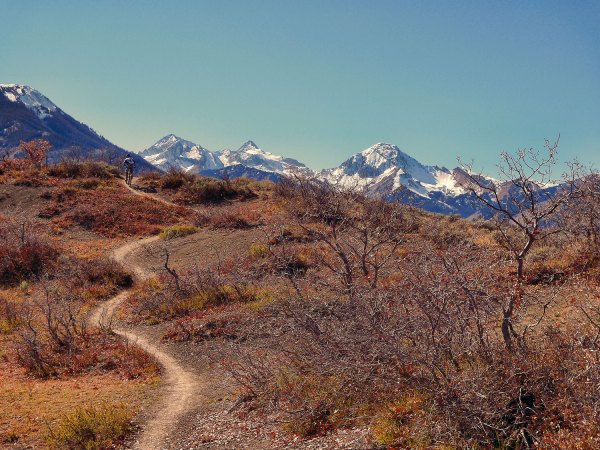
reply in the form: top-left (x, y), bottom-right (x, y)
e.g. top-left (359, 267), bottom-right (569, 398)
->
top-left (203, 176), bottom-right (600, 447)
top-left (209, 208), bottom-right (255, 229)
top-left (274, 177), bottom-right (417, 297)
top-left (0, 295), bottom-right (21, 334)
top-left (125, 258), bottom-right (259, 324)
top-left (560, 170), bottom-right (600, 264)
top-left (159, 224), bottom-right (199, 240)
top-left (0, 217), bottom-right (58, 286)
top-left (174, 176), bottom-right (256, 205)
top-left (220, 233), bottom-right (599, 447)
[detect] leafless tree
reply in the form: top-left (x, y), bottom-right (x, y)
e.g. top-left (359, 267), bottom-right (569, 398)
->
top-left (97, 147), bottom-right (122, 166)
top-left (276, 176), bottom-right (416, 299)
top-left (559, 169), bottom-right (600, 255)
top-left (460, 137), bottom-right (580, 349)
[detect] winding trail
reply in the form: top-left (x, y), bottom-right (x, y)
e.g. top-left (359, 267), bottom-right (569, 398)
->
top-left (89, 183), bottom-right (201, 450)
top-left (124, 180), bottom-right (181, 208)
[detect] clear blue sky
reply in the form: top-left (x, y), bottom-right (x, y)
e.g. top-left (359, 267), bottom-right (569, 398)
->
top-left (2, 0), bottom-right (599, 172)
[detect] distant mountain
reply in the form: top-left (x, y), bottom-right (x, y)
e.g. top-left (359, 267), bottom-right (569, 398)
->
top-left (1, 83), bottom-right (563, 220)
top-left (319, 142), bottom-right (551, 218)
top-left (319, 143), bottom-right (465, 197)
top-left (219, 141), bottom-right (310, 176)
top-left (200, 164), bottom-right (284, 182)
top-left (140, 134), bottom-right (223, 172)
top-left (139, 135), bottom-right (311, 177)
top-left (0, 84), bottom-right (154, 171)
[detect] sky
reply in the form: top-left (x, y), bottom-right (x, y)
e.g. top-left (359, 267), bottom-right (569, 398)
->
top-left (1, 0), bottom-right (599, 172)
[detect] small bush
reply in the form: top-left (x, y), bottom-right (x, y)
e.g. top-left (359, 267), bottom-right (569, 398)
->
top-left (160, 168), bottom-right (194, 189)
top-left (160, 224), bottom-right (199, 240)
top-left (249, 244), bottom-right (268, 258)
top-left (163, 313), bottom-right (241, 342)
top-left (46, 403), bottom-right (133, 450)
top-left (72, 178), bottom-right (101, 190)
top-left (0, 431), bottom-right (19, 444)
top-left (370, 395), bottom-right (427, 446)
top-left (80, 258), bottom-right (133, 290)
top-left (210, 210), bottom-right (253, 229)
top-left (47, 161), bottom-right (116, 180)
top-left (126, 274), bottom-right (260, 324)
top-left (175, 177), bottom-right (256, 205)
top-left (0, 225), bottom-right (58, 285)
top-left (0, 297), bottom-right (20, 334)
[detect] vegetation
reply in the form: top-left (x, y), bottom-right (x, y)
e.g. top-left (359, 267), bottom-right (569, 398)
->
top-left (2, 139), bottom-right (600, 448)
top-left (0, 157), bottom-right (161, 447)
top-left (46, 403), bottom-right (134, 450)
top-left (123, 142), bottom-right (600, 448)
top-left (160, 224), bottom-right (199, 240)
top-left (0, 216), bottom-right (58, 285)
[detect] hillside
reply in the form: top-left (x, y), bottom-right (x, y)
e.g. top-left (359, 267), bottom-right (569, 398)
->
top-left (0, 84), bottom-right (154, 172)
top-left (1, 153), bottom-right (599, 449)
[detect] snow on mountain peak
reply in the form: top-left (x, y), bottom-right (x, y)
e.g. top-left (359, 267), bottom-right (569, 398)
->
top-left (237, 140), bottom-right (259, 152)
top-left (220, 140), bottom-right (310, 175)
top-left (0, 84), bottom-right (58, 119)
top-left (320, 142), bottom-right (465, 198)
top-left (141, 134), bottom-right (223, 172)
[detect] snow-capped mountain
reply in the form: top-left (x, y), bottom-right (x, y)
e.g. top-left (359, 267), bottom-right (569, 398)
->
top-left (318, 142), bottom-right (565, 218)
top-left (219, 141), bottom-right (310, 176)
top-left (319, 143), bottom-right (504, 217)
top-left (320, 143), bottom-right (466, 196)
top-left (0, 84), bottom-right (154, 171)
top-left (141, 134), bottom-right (224, 172)
top-left (139, 136), bottom-right (311, 178)
top-left (1, 84), bottom-right (58, 120)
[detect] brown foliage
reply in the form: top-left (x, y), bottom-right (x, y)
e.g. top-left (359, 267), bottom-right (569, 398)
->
top-left (174, 176), bottom-right (257, 205)
top-left (41, 183), bottom-right (188, 237)
top-left (0, 217), bottom-right (58, 285)
top-left (47, 160), bottom-right (119, 179)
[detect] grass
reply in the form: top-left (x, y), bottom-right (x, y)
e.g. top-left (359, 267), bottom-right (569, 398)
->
top-left (46, 402), bottom-right (133, 450)
top-left (0, 369), bottom-right (158, 448)
top-left (159, 224), bottom-right (199, 240)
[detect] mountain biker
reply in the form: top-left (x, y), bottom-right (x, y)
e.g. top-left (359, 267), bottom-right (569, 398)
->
top-left (122, 154), bottom-right (135, 186)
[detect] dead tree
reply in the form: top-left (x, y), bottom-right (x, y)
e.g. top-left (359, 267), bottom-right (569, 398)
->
top-left (460, 137), bottom-right (579, 349)
top-left (276, 177), bottom-right (415, 299)
top-left (559, 169), bottom-right (600, 255)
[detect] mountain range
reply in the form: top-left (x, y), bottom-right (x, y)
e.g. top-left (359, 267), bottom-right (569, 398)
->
top-left (1, 84), bottom-right (551, 218)
top-left (140, 135), bottom-right (309, 181)
top-left (139, 134), bottom-right (498, 216)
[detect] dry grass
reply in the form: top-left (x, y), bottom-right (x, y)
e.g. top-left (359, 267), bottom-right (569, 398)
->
top-left (43, 182), bottom-right (190, 237)
top-left (45, 402), bottom-right (133, 449)
top-left (159, 224), bottom-right (199, 240)
top-left (0, 367), bottom-right (157, 448)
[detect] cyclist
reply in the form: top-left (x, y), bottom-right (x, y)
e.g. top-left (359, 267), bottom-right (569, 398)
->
top-left (122, 154), bottom-right (135, 186)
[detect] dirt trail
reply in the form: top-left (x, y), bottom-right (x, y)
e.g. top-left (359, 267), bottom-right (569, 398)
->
top-left (89, 221), bottom-right (202, 449)
top-left (125, 179), bottom-right (180, 208)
